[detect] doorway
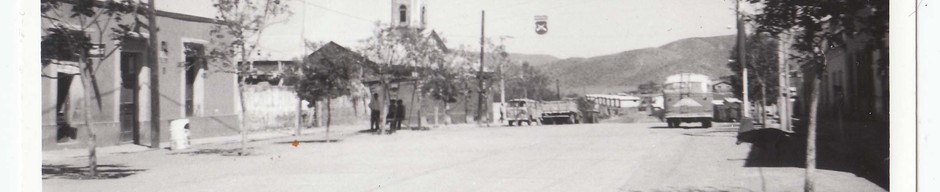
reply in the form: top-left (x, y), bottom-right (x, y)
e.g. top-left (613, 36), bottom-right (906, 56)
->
top-left (119, 52), bottom-right (141, 144)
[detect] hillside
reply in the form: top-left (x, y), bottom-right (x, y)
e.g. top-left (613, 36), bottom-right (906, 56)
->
top-left (507, 53), bottom-right (560, 66)
top-left (538, 35), bottom-right (736, 94)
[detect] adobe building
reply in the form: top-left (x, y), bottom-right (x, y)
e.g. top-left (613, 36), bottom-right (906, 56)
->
top-left (41, 3), bottom-right (239, 150)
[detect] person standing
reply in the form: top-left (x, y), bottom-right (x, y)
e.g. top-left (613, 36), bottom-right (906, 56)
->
top-left (369, 93), bottom-right (380, 131)
top-left (387, 100), bottom-right (399, 131)
top-left (396, 100), bottom-right (406, 130)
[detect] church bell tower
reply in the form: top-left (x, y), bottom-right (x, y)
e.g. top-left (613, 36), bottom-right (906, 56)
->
top-left (391, 0), bottom-right (426, 29)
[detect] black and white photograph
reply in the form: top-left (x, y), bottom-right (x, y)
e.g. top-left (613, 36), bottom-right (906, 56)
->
top-left (8, 0), bottom-right (924, 191)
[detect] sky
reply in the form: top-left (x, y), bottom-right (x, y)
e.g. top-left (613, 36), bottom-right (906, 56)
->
top-left (160, 0), bottom-right (744, 59)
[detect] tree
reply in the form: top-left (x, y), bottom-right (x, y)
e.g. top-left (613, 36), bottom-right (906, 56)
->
top-left (501, 61), bottom-right (559, 101)
top-left (358, 23), bottom-right (414, 134)
top-left (41, 0), bottom-right (142, 176)
top-left (401, 30), bottom-right (448, 129)
top-left (727, 33), bottom-right (780, 123)
top-left (421, 42), bottom-right (487, 125)
top-left (208, 0), bottom-right (291, 155)
top-left (295, 55), bottom-right (355, 143)
top-left (636, 81), bottom-right (662, 94)
top-left (420, 65), bottom-right (462, 125)
top-left (744, 0), bottom-right (887, 191)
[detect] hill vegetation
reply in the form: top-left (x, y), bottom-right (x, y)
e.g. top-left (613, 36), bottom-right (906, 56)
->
top-left (536, 35), bottom-right (736, 95)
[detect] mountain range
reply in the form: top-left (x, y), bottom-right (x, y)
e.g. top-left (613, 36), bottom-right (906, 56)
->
top-left (512, 35), bottom-right (737, 95)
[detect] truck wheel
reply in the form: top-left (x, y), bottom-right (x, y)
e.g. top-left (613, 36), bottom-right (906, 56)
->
top-left (508, 120), bottom-right (515, 126)
top-left (526, 120), bottom-right (532, 126)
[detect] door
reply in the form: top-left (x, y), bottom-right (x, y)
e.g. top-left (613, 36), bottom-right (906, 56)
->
top-left (119, 52), bottom-right (140, 144)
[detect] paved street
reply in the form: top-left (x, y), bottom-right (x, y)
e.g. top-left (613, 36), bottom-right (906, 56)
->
top-left (42, 122), bottom-right (885, 192)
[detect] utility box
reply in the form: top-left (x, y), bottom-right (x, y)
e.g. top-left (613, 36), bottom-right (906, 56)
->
top-left (170, 119), bottom-right (191, 150)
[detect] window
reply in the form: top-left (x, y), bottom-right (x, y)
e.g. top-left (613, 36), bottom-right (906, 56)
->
top-left (399, 5), bottom-right (407, 23)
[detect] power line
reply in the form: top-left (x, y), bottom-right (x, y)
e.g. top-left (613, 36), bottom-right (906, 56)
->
top-left (295, 0), bottom-right (376, 24)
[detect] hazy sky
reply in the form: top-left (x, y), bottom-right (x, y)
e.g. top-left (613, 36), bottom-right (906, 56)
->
top-left (160, 0), bottom-right (743, 59)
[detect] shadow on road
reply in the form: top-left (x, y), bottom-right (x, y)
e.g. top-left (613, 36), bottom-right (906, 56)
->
top-left (740, 133), bottom-right (888, 189)
top-left (42, 164), bottom-right (145, 180)
top-left (273, 139), bottom-right (342, 144)
top-left (648, 125), bottom-right (709, 129)
top-left (169, 147), bottom-right (259, 156)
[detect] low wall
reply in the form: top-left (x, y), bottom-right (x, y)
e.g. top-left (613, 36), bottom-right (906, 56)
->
top-left (242, 85), bottom-right (368, 130)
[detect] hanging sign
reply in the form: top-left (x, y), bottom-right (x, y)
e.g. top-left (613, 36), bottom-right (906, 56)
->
top-left (534, 15), bottom-right (548, 35)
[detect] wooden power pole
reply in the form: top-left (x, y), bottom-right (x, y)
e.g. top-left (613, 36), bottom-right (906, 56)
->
top-left (736, 0), bottom-right (751, 124)
top-left (147, 0), bottom-right (161, 149)
top-left (477, 10), bottom-right (485, 122)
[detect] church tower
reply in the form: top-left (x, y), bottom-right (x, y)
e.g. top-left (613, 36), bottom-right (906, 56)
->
top-left (391, 0), bottom-right (427, 29)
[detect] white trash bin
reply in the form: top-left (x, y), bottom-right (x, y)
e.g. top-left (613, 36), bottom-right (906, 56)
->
top-left (169, 119), bottom-right (191, 150)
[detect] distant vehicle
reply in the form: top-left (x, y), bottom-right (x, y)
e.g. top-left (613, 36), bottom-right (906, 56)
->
top-left (662, 73), bottom-right (714, 128)
top-left (540, 99), bottom-right (581, 124)
top-left (505, 99), bottom-right (541, 126)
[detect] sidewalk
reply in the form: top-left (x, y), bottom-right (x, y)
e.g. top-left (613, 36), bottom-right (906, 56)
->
top-left (42, 124), bottom-right (369, 163)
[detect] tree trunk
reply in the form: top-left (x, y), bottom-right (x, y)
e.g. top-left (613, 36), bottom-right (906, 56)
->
top-left (380, 82), bottom-right (389, 134)
top-left (296, 96), bottom-right (302, 136)
top-left (312, 101), bottom-right (319, 127)
top-left (805, 69), bottom-right (821, 192)
top-left (761, 82), bottom-right (767, 125)
top-left (238, 47), bottom-right (249, 156)
top-left (80, 73), bottom-right (97, 176)
top-left (326, 98), bottom-right (331, 142)
top-left (237, 83), bottom-right (247, 155)
top-left (411, 81), bottom-right (419, 129)
top-left (416, 84), bottom-right (424, 129)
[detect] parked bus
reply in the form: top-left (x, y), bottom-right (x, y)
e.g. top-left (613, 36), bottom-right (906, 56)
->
top-left (662, 73), bottom-right (714, 128)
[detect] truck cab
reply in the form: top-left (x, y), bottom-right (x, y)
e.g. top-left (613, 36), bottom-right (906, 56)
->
top-left (505, 99), bottom-right (541, 126)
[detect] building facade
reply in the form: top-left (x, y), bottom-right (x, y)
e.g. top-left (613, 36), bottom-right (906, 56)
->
top-left (41, 3), bottom-right (239, 150)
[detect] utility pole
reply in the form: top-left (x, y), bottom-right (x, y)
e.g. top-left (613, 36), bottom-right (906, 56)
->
top-left (147, 0), bottom-right (161, 149)
top-left (783, 42), bottom-right (792, 131)
top-left (736, 0), bottom-right (751, 124)
top-left (498, 58), bottom-right (505, 118)
top-left (476, 10), bottom-right (485, 122)
top-left (296, 3), bottom-right (307, 137)
top-left (777, 31), bottom-right (789, 131)
top-left (556, 78), bottom-right (561, 99)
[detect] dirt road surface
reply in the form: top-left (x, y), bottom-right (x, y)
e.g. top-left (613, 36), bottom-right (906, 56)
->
top-left (42, 122), bottom-right (885, 192)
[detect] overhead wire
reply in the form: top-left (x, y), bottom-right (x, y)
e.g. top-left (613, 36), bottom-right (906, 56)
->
top-left (295, 0), bottom-right (377, 24)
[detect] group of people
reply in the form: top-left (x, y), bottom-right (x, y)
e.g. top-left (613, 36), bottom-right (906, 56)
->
top-left (369, 93), bottom-right (406, 132)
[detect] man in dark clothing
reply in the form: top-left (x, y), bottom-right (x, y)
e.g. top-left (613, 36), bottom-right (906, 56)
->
top-left (395, 100), bottom-right (406, 130)
top-left (387, 100), bottom-right (399, 131)
top-left (369, 93), bottom-right (380, 131)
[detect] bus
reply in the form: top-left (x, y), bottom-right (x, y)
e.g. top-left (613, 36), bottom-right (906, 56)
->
top-left (662, 73), bottom-right (714, 128)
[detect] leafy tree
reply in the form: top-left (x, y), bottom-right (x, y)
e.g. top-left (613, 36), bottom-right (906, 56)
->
top-left (636, 81), bottom-right (662, 94)
top-left (359, 23), bottom-right (417, 134)
top-left (401, 30), bottom-right (448, 128)
top-left (41, 0), bottom-right (143, 176)
top-left (501, 61), bottom-right (560, 101)
top-left (295, 54), bottom-right (356, 142)
top-left (743, 0), bottom-right (887, 191)
top-left (728, 32), bottom-right (780, 124)
top-left (420, 66), bottom-right (462, 123)
top-left (208, 0), bottom-right (291, 155)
